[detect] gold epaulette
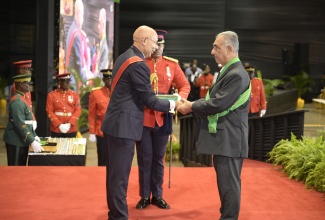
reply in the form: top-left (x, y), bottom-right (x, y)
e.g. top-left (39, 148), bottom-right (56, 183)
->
top-left (91, 87), bottom-right (101, 91)
top-left (163, 56), bottom-right (178, 63)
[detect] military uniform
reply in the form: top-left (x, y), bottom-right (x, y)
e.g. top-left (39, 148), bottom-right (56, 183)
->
top-left (196, 73), bottom-right (214, 98)
top-left (135, 30), bottom-right (190, 210)
top-left (88, 69), bottom-right (112, 166)
top-left (10, 60), bottom-right (34, 108)
top-left (46, 73), bottom-right (81, 137)
top-left (11, 84), bottom-right (32, 108)
top-left (249, 78), bottom-right (267, 114)
top-left (3, 74), bottom-right (39, 165)
top-left (246, 66), bottom-right (267, 116)
top-left (144, 55), bottom-right (190, 127)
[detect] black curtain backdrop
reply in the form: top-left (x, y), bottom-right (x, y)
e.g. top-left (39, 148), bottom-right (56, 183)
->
top-left (118, 0), bottom-right (325, 79)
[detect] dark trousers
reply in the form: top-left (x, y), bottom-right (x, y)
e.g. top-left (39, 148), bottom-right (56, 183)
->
top-left (51, 131), bottom-right (77, 138)
top-left (104, 134), bottom-right (135, 220)
top-left (96, 135), bottom-right (107, 166)
top-left (6, 143), bottom-right (28, 166)
top-left (135, 125), bottom-right (169, 198)
top-left (213, 155), bottom-right (244, 220)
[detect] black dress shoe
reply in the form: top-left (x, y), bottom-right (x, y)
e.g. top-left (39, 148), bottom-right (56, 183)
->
top-left (151, 197), bottom-right (170, 209)
top-left (136, 197), bottom-right (150, 209)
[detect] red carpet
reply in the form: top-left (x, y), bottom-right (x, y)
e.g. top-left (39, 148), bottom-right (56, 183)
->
top-left (0, 159), bottom-right (324, 220)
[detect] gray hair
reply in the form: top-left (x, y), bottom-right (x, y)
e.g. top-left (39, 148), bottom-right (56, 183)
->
top-left (217, 31), bottom-right (239, 54)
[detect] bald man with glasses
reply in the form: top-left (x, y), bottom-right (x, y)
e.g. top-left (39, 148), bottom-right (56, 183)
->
top-left (101, 25), bottom-right (183, 220)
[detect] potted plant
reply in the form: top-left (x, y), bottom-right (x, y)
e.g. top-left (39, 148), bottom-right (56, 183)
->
top-left (262, 78), bottom-right (284, 97)
top-left (289, 71), bottom-right (314, 109)
top-left (267, 133), bottom-right (325, 193)
top-left (0, 76), bottom-right (9, 110)
top-left (165, 140), bottom-right (181, 161)
top-left (67, 67), bottom-right (103, 137)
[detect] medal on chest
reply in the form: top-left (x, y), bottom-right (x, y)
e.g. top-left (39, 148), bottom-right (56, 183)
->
top-left (68, 95), bottom-right (74, 103)
top-left (166, 65), bottom-right (171, 81)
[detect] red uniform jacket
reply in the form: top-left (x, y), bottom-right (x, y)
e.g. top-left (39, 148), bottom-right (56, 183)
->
top-left (144, 56), bottom-right (190, 128)
top-left (195, 73), bottom-right (214, 98)
top-left (88, 86), bottom-right (110, 137)
top-left (249, 77), bottom-right (267, 114)
top-left (46, 89), bottom-right (81, 133)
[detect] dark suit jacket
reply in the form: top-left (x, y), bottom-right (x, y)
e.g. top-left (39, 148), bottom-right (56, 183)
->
top-left (65, 20), bottom-right (87, 86)
top-left (192, 61), bottom-right (250, 158)
top-left (101, 46), bottom-right (170, 141)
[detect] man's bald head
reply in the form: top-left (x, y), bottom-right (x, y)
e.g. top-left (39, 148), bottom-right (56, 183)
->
top-left (133, 26), bottom-right (156, 40)
top-left (75, 0), bottom-right (84, 28)
top-left (132, 25), bottom-right (159, 58)
top-left (98, 8), bottom-right (106, 39)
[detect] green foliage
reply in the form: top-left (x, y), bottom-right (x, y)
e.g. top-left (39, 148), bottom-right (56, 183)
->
top-left (317, 129), bottom-right (325, 140)
top-left (267, 133), bottom-right (325, 193)
top-left (67, 67), bottom-right (102, 130)
top-left (78, 108), bottom-right (89, 129)
top-left (262, 78), bottom-right (284, 97)
top-left (0, 76), bottom-right (9, 99)
top-left (289, 71), bottom-right (314, 98)
top-left (306, 151), bottom-right (325, 192)
top-left (165, 141), bottom-right (181, 161)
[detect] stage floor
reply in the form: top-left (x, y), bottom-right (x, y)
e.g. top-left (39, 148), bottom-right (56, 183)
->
top-left (0, 159), bottom-right (324, 220)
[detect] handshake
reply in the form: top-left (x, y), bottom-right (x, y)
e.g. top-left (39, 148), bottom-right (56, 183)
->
top-left (175, 98), bottom-right (193, 115)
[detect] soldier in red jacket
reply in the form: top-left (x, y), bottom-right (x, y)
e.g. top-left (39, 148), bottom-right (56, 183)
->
top-left (135, 29), bottom-right (190, 210)
top-left (196, 64), bottom-right (214, 98)
top-left (88, 69), bottom-right (112, 166)
top-left (246, 66), bottom-right (267, 117)
top-left (46, 72), bottom-right (81, 137)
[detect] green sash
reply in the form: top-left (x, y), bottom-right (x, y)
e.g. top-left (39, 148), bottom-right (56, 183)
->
top-left (205, 58), bottom-right (251, 133)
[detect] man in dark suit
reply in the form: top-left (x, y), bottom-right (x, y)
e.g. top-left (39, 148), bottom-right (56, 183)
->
top-left (95, 8), bottom-right (109, 73)
top-left (177, 31), bottom-right (251, 220)
top-left (101, 25), bottom-right (180, 220)
top-left (65, 0), bottom-right (89, 88)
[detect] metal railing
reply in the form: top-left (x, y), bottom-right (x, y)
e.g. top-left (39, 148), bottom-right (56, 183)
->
top-left (179, 110), bottom-right (307, 166)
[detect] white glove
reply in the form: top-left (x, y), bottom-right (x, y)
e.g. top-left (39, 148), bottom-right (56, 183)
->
top-left (32, 120), bottom-right (37, 130)
top-left (66, 123), bottom-right (71, 131)
top-left (168, 100), bottom-right (176, 114)
top-left (260, 109), bottom-right (266, 117)
top-left (31, 140), bottom-right (44, 153)
top-left (89, 134), bottom-right (96, 142)
top-left (59, 123), bottom-right (70, 133)
top-left (34, 136), bottom-right (41, 143)
top-left (173, 93), bottom-right (182, 101)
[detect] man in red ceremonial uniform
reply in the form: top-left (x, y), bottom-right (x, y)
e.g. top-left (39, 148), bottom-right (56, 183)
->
top-left (246, 66), bottom-right (267, 117)
top-left (46, 72), bottom-right (81, 137)
top-left (196, 64), bottom-right (214, 98)
top-left (11, 60), bottom-right (33, 109)
top-left (135, 29), bottom-right (190, 210)
top-left (88, 69), bottom-right (112, 166)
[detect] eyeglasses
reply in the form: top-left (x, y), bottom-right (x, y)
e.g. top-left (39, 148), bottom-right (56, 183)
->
top-left (145, 37), bottom-right (158, 46)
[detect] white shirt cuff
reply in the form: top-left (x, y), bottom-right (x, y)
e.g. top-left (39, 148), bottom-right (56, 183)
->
top-left (169, 100), bottom-right (176, 113)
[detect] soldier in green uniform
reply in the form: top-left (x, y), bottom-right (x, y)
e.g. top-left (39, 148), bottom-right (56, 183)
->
top-left (3, 73), bottom-right (44, 166)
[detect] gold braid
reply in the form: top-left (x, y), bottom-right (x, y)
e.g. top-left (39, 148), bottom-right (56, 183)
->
top-left (150, 73), bottom-right (158, 94)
